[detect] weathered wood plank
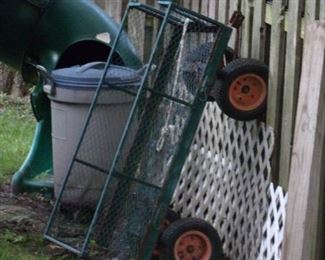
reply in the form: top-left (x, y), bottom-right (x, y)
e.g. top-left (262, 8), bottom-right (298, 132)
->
top-left (240, 0), bottom-right (253, 57)
top-left (191, 0), bottom-right (200, 13)
top-left (127, 0), bottom-right (148, 60)
top-left (227, 0), bottom-right (237, 49)
top-left (190, 0), bottom-right (201, 45)
top-left (208, 0), bottom-right (218, 19)
top-left (282, 21), bottom-right (325, 260)
top-left (217, 0), bottom-right (228, 24)
top-left (93, 0), bottom-right (105, 9)
top-left (105, 0), bottom-right (122, 22)
top-left (93, 0), bottom-right (127, 21)
top-left (201, 0), bottom-right (209, 17)
top-left (182, 0), bottom-right (192, 9)
top-left (278, 0), bottom-right (305, 188)
top-left (265, 2), bottom-right (306, 38)
top-left (251, 0), bottom-right (266, 60)
top-left (266, 0), bottom-right (286, 183)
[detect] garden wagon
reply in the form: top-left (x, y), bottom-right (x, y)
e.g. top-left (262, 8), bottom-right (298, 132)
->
top-left (43, 1), bottom-right (268, 259)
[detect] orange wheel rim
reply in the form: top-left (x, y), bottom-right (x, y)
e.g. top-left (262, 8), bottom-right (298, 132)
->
top-left (174, 231), bottom-right (213, 260)
top-left (229, 73), bottom-right (267, 111)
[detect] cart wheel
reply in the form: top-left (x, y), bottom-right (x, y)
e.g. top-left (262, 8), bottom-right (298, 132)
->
top-left (214, 58), bottom-right (268, 121)
top-left (159, 218), bottom-right (222, 260)
top-left (161, 208), bottom-right (181, 230)
top-left (152, 209), bottom-right (181, 259)
top-left (224, 47), bottom-right (236, 64)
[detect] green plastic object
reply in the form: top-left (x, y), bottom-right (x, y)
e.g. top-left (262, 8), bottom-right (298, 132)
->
top-left (0, 0), bottom-right (141, 194)
top-left (44, 1), bottom-right (231, 258)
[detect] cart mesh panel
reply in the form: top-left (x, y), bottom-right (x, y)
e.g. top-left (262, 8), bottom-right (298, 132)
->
top-left (45, 3), bottom-right (230, 258)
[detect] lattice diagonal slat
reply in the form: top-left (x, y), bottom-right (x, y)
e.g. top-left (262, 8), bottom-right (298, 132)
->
top-left (173, 103), bottom-right (287, 260)
top-left (258, 184), bottom-right (287, 260)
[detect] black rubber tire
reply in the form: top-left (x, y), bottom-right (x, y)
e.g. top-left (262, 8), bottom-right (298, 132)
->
top-left (165, 209), bottom-right (181, 224)
top-left (152, 209), bottom-right (181, 259)
top-left (159, 218), bottom-right (223, 260)
top-left (224, 46), bottom-right (237, 64)
top-left (214, 58), bottom-right (268, 121)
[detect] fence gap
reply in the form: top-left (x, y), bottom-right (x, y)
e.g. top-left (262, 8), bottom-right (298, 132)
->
top-left (278, 0), bottom-right (305, 188)
top-left (266, 0), bottom-right (287, 184)
top-left (320, 0), bottom-right (325, 20)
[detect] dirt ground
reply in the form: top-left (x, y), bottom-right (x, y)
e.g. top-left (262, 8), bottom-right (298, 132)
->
top-left (0, 183), bottom-right (229, 259)
top-left (0, 184), bottom-right (134, 259)
top-left (0, 183), bottom-right (76, 259)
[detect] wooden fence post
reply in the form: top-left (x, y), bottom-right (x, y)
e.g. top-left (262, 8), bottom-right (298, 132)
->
top-left (282, 21), bottom-right (325, 260)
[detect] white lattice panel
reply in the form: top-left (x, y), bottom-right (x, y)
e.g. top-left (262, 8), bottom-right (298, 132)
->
top-left (258, 184), bottom-right (287, 260)
top-left (173, 103), bottom-right (288, 260)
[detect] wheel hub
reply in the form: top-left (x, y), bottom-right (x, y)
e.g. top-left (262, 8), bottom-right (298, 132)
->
top-left (229, 73), bottom-right (267, 111)
top-left (174, 231), bottom-right (212, 260)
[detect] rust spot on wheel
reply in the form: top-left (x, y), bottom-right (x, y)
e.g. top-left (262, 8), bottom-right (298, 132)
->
top-left (229, 73), bottom-right (267, 111)
top-left (174, 231), bottom-right (212, 260)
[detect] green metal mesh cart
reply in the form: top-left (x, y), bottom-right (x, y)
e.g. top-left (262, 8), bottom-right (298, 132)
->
top-left (44, 1), bottom-right (231, 258)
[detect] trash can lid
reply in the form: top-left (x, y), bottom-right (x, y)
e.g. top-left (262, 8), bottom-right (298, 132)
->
top-left (52, 62), bottom-right (146, 89)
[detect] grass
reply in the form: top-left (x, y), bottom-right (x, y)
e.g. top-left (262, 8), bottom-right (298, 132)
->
top-left (0, 230), bottom-right (49, 260)
top-left (0, 94), bottom-right (47, 259)
top-left (0, 94), bottom-right (101, 259)
top-left (0, 93), bottom-right (35, 183)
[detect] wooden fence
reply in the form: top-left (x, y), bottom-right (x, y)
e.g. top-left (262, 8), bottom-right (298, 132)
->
top-left (282, 21), bottom-right (325, 260)
top-left (94, 0), bottom-right (324, 189)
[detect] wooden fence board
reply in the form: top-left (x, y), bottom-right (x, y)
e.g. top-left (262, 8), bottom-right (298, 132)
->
top-left (217, 0), bottom-right (228, 24)
top-left (266, 0), bottom-right (286, 184)
top-left (93, 0), bottom-right (105, 9)
top-left (251, 0), bottom-right (266, 60)
top-left (240, 0), bottom-right (253, 57)
top-left (227, 0), bottom-right (237, 49)
top-left (191, 0), bottom-right (200, 13)
top-left (208, 0), bottom-right (218, 19)
top-left (278, 0), bottom-right (305, 189)
top-left (282, 21), bottom-right (325, 260)
top-left (201, 0), bottom-right (209, 17)
top-left (182, 0), bottom-right (192, 9)
top-left (127, 0), bottom-right (148, 60)
top-left (104, 0), bottom-right (124, 22)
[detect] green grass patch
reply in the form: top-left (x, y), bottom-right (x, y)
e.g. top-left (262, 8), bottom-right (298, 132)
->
top-left (0, 230), bottom-right (49, 260)
top-left (0, 94), bottom-right (35, 183)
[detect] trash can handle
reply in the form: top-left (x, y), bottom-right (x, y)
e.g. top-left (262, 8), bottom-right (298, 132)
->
top-left (77, 62), bottom-right (106, 73)
top-left (35, 65), bottom-right (55, 85)
top-left (35, 65), bottom-right (56, 95)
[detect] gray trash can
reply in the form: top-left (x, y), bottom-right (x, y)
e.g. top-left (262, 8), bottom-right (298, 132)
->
top-left (45, 62), bottom-right (143, 205)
